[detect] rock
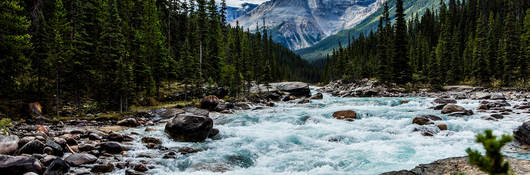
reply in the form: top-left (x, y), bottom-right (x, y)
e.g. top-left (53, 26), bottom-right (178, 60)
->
top-left (141, 137), bottom-right (161, 145)
top-left (272, 82), bottom-right (310, 97)
top-left (43, 158), bottom-right (69, 175)
top-left (117, 118), bottom-right (139, 127)
top-left (412, 115), bottom-right (442, 125)
top-left (0, 155), bottom-right (42, 174)
top-left (17, 140), bottom-right (45, 155)
top-left (125, 169), bottom-right (145, 175)
top-left (36, 125), bottom-right (48, 133)
top-left (200, 95), bottom-right (220, 111)
top-left (40, 155), bottom-right (57, 166)
top-left (178, 147), bottom-right (203, 155)
top-left (434, 98), bottom-right (457, 104)
top-left (491, 93), bottom-right (506, 100)
top-left (133, 164), bottom-right (148, 172)
top-left (332, 110), bottom-right (357, 121)
top-left (431, 104), bottom-right (446, 110)
top-left (18, 137), bottom-right (35, 147)
top-left (0, 135), bottom-right (19, 155)
top-left (164, 114), bottom-right (213, 142)
top-left (298, 98), bottom-right (310, 104)
top-left (107, 132), bottom-right (124, 142)
top-left (98, 142), bottom-right (124, 154)
top-left (44, 140), bottom-right (63, 157)
top-left (209, 128), bottom-right (220, 138)
top-left (144, 127), bottom-right (156, 132)
top-left (234, 103), bottom-right (251, 110)
top-left (441, 104), bottom-right (473, 115)
top-left (514, 121), bottom-right (530, 145)
top-left (491, 114), bottom-right (504, 119)
top-left (184, 107), bottom-right (209, 116)
top-left (158, 108), bottom-right (185, 119)
top-left (64, 154), bottom-right (97, 166)
top-left (310, 93), bottom-right (323, 100)
top-left (88, 133), bottom-right (102, 140)
top-left (282, 95), bottom-right (296, 101)
top-left (91, 163), bottom-right (114, 173)
top-left (78, 144), bottom-right (96, 152)
top-left (437, 124), bottom-right (448, 131)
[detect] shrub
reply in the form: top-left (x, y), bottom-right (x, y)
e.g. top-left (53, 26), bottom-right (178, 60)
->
top-left (466, 129), bottom-right (514, 175)
top-left (0, 118), bottom-right (13, 135)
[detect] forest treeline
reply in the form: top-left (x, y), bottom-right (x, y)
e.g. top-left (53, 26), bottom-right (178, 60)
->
top-left (323, 0), bottom-right (529, 89)
top-left (0, 0), bottom-right (320, 113)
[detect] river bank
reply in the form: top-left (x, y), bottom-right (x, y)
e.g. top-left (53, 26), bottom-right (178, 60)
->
top-left (1, 81), bottom-right (529, 175)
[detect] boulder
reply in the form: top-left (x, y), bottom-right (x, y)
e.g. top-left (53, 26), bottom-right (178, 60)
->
top-left (141, 137), bottom-right (161, 145)
top-left (0, 135), bottom-right (19, 155)
top-left (164, 114), bottom-right (213, 142)
top-left (43, 158), bottom-right (69, 175)
top-left (107, 132), bottom-right (124, 142)
top-left (44, 140), bottom-right (63, 157)
top-left (272, 82), bottom-right (310, 97)
top-left (412, 115), bottom-right (442, 125)
top-left (64, 154), bottom-right (97, 166)
top-left (117, 118), bottom-right (138, 127)
top-left (133, 164), bottom-right (148, 172)
top-left (310, 93), bottom-right (323, 100)
top-left (437, 124), bottom-right (448, 131)
top-left (158, 108), bottom-right (185, 119)
top-left (332, 110), bottom-right (357, 121)
top-left (17, 140), bottom-right (45, 155)
top-left (514, 121), bottom-right (530, 145)
top-left (200, 95), bottom-right (220, 110)
top-left (0, 155), bottom-right (42, 174)
top-left (98, 142), bottom-right (124, 154)
top-left (434, 98), bottom-right (457, 104)
top-left (209, 128), bottom-right (220, 138)
top-left (441, 104), bottom-right (473, 115)
top-left (91, 163), bottom-right (114, 173)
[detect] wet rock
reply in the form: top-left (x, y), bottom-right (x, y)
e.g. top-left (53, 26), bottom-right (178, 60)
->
top-left (209, 128), bottom-right (220, 138)
top-left (44, 140), bottom-right (63, 157)
top-left (123, 135), bottom-right (135, 142)
top-left (332, 110), bottom-right (357, 121)
top-left (163, 152), bottom-right (177, 159)
top-left (40, 155), bottom-right (57, 166)
top-left (412, 115), bottom-right (442, 125)
top-left (98, 142), bottom-right (124, 154)
top-left (413, 126), bottom-right (437, 136)
top-left (0, 155), bottom-right (42, 174)
top-left (298, 98), bottom-right (310, 104)
top-left (125, 169), bottom-right (145, 175)
top-left (491, 114), bottom-right (504, 119)
top-left (78, 144), bottom-right (96, 152)
top-left (64, 154), bottom-right (97, 166)
top-left (282, 95), bottom-right (296, 102)
top-left (177, 147), bottom-right (203, 155)
top-left (158, 108), bottom-right (185, 119)
top-left (434, 98), bottom-right (457, 104)
top-left (441, 104), bottom-right (473, 115)
top-left (17, 140), bottom-right (45, 155)
top-left (491, 93), bottom-right (506, 100)
top-left (200, 95), bottom-right (220, 111)
top-left (117, 118), bottom-right (139, 127)
top-left (0, 135), bottom-right (19, 155)
top-left (88, 133), bottom-right (102, 140)
top-left (184, 107), bottom-right (210, 116)
top-left (235, 103), bottom-right (251, 110)
top-left (133, 164), bottom-right (148, 172)
top-left (437, 124), bottom-right (448, 131)
top-left (272, 82), bottom-right (310, 97)
top-left (43, 158), bottom-right (69, 175)
top-left (310, 93), bottom-right (323, 100)
top-left (514, 121), bottom-right (530, 145)
top-left (164, 114), bottom-right (213, 142)
top-left (91, 162), bottom-right (114, 173)
top-left (144, 127), bottom-right (156, 132)
top-left (107, 132), bottom-right (124, 142)
top-left (141, 137), bottom-right (161, 145)
top-left (431, 104), bottom-right (446, 110)
top-left (18, 137), bottom-right (36, 147)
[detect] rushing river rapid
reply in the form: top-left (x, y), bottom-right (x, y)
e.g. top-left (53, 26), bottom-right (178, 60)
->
top-left (120, 88), bottom-right (530, 175)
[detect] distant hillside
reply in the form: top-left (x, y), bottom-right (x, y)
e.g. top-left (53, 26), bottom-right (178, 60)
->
top-left (297, 0), bottom-right (444, 61)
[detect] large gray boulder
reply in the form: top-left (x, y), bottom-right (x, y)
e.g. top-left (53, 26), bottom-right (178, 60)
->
top-left (441, 104), bottom-right (473, 115)
top-left (514, 121), bottom-right (530, 145)
top-left (0, 136), bottom-right (19, 155)
top-left (271, 82), bottom-right (310, 97)
top-left (165, 114), bottom-right (213, 142)
top-left (0, 155), bottom-right (42, 175)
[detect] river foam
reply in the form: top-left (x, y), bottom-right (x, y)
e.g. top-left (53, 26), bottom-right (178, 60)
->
top-left (120, 91), bottom-right (529, 175)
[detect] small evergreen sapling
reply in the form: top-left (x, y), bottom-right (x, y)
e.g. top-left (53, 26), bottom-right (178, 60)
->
top-left (466, 130), bottom-right (513, 175)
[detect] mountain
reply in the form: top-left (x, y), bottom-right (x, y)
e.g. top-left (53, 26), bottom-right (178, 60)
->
top-left (297, 0), bottom-right (445, 61)
top-left (225, 3), bottom-right (259, 23)
top-left (230, 0), bottom-right (385, 50)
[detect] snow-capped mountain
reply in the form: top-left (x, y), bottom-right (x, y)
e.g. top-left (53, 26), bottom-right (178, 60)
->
top-left (225, 3), bottom-right (259, 23)
top-left (230, 0), bottom-right (385, 50)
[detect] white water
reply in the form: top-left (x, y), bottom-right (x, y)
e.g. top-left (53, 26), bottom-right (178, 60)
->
top-left (120, 89), bottom-right (529, 175)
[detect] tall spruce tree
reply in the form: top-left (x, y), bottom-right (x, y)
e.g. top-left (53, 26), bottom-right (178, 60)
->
top-left (392, 0), bottom-right (412, 84)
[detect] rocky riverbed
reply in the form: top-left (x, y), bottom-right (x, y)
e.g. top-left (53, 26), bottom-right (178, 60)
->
top-left (1, 81), bottom-right (529, 175)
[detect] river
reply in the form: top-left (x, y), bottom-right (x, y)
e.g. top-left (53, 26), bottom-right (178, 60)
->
top-left (119, 88), bottom-right (529, 175)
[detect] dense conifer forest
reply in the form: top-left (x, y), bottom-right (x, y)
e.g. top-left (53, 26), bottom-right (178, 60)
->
top-left (0, 0), bottom-right (320, 113)
top-left (323, 0), bottom-right (529, 89)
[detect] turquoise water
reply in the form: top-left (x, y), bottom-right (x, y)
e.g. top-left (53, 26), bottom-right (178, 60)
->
top-left (121, 90), bottom-right (529, 175)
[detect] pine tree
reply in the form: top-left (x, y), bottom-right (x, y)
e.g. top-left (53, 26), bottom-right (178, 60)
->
top-left (0, 0), bottom-right (32, 97)
top-left (466, 130), bottom-right (513, 175)
top-left (501, 0), bottom-right (520, 86)
top-left (473, 13), bottom-right (490, 85)
top-left (520, 10), bottom-right (530, 86)
top-left (392, 0), bottom-right (412, 84)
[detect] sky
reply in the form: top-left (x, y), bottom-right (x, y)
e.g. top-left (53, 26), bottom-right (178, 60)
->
top-left (216, 0), bottom-right (268, 7)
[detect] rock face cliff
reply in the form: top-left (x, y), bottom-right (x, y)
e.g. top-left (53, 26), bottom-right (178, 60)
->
top-left (225, 3), bottom-right (259, 23)
top-left (230, 0), bottom-right (385, 50)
